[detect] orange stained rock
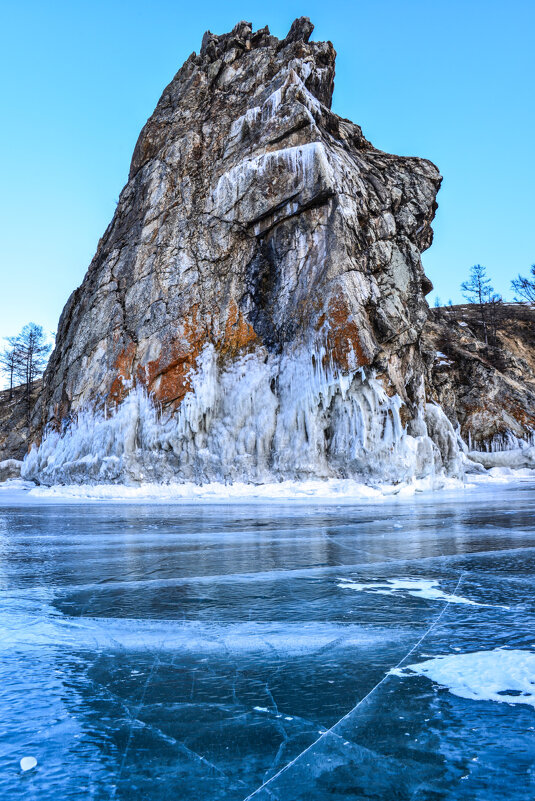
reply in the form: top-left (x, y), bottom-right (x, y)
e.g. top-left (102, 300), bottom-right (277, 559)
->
top-left (108, 301), bottom-right (260, 409)
top-left (504, 400), bottom-right (535, 430)
top-left (142, 305), bottom-right (208, 408)
top-left (108, 341), bottom-right (137, 404)
top-left (374, 371), bottom-right (398, 399)
top-left (218, 299), bottom-right (258, 358)
top-left (322, 293), bottom-right (369, 371)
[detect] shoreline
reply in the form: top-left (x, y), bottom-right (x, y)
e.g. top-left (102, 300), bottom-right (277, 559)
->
top-left (1, 467), bottom-right (534, 505)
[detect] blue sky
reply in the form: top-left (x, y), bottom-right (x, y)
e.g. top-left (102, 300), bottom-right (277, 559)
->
top-left (1, 0), bottom-right (534, 348)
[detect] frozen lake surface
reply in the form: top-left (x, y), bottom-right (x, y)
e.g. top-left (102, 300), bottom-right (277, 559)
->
top-left (0, 479), bottom-right (534, 799)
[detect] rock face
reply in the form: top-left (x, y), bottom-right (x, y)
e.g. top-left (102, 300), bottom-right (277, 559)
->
top-left (0, 381), bottom-right (41, 465)
top-left (25, 18), bottom-right (460, 485)
top-left (424, 303), bottom-right (535, 450)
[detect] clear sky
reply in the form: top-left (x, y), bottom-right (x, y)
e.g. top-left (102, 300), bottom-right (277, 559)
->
top-left (1, 0), bottom-right (534, 350)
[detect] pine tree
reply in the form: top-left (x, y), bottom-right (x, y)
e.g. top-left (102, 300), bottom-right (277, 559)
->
top-left (487, 293), bottom-right (504, 345)
top-left (461, 264), bottom-right (494, 344)
top-left (0, 339), bottom-right (23, 400)
top-left (11, 324), bottom-right (51, 427)
top-left (511, 265), bottom-right (535, 305)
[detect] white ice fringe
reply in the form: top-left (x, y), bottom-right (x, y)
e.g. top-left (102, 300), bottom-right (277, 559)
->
top-left (484, 430), bottom-right (535, 452)
top-left (23, 345), bottom-right (459, 486)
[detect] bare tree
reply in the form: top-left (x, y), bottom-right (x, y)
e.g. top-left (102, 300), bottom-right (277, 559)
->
top-left (511, 265), bottom-right (535, 305)
top-left (0, 339), bottom-right (23, 400)
top-left (12, 324), bottom-right (51, 426)
top-left (461, 264), bottom-right (494, 344)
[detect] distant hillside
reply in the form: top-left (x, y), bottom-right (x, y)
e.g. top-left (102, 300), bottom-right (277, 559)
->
top-left (424, 303), bottom-right (535, 449)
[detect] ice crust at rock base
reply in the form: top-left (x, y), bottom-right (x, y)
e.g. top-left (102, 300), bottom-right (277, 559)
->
top-left (23, 346), bottom-right (462, 485)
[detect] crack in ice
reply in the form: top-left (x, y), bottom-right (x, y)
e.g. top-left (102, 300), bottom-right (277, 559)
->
top-left (109, 651), bottom-right (162, 799)
top-left (240, 572), bottom-right (466, 800)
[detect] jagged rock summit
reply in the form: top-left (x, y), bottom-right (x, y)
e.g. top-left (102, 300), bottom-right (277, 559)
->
top-left (26, 18), bottom-right (460, 485)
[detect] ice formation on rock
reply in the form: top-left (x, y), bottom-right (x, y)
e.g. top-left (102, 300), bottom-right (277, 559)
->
top-left (25, 18), bottom-right (463, 486)
top-left (24, 347), bottom-right (463, 485)
top-left (467, 446), bottom-right (535, 470)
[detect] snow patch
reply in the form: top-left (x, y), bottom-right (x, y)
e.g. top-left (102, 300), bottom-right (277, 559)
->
top-left (392, 649), bottom-right (535, 708)
top-left (20, 757), bottom-right (37, 772)
top-left (435, 351), bottom-right (453, 368)
top-left (337, 578), bottom-right (506, 608)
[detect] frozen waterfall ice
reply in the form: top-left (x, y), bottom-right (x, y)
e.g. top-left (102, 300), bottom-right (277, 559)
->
top-left (23, 345), bottom-right (462, 486)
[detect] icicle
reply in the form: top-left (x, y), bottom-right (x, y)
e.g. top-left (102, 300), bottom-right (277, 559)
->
top-left (23, 340), bottom-right (467, 487)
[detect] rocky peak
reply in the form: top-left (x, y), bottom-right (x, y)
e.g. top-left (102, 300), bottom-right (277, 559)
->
top-left (198, 17), bottom-right (315, 60)
top-left (208, 16), bottom-right (331, 92)
top-left (129, 18), bottom-right (336, 181)
top-left (25, 19), bottom-right (455, 486)
top-left (283, 17), bottom-right (315, 44)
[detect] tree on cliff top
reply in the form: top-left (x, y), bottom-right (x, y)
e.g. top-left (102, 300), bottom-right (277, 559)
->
top-left (15, 324), bottom-right (51, 425)
top-left (0, 340), bottom-right (23, 401)
top-left (0, 324), bottom-right (51, 427)
top-left (511, 265), bottom-right (535, 305)
top-left (461, 264), bottom-right (494, 344)
top-left (14, 321), bottom-right (50, 378)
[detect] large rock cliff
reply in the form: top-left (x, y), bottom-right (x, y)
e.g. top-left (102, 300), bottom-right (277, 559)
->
top-left (25, 18), bottom-right (462, 485)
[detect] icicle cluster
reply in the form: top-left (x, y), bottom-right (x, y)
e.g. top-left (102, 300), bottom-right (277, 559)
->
top-left (23, 346), bottom-right (460, 486)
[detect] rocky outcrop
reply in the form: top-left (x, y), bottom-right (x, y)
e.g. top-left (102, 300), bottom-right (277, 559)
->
top-left (424, 303), bottom-right (535, 450)
top-left (0, 459), bottom-right (23, 482)
top-left (25, 18), bottom-right (459, 486)
top-left (0, 381), bottom-right (41, 468)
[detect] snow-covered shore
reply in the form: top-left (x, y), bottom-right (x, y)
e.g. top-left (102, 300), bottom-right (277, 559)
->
top-left (1, 464), bottom-right (534, 504)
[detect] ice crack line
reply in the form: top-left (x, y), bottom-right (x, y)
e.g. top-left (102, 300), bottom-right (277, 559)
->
top-left (241, 571), bottom-right (466, 801)
top-left (109, 649), bottom-right (162, 799)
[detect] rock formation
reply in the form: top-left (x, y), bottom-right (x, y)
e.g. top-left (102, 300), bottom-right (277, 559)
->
top-left (424, 303), bottom-right (535, 453)
top-left (24, 18), bottom-right (463, 485)
top-left (0, 380), bottom-right (41, 476)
